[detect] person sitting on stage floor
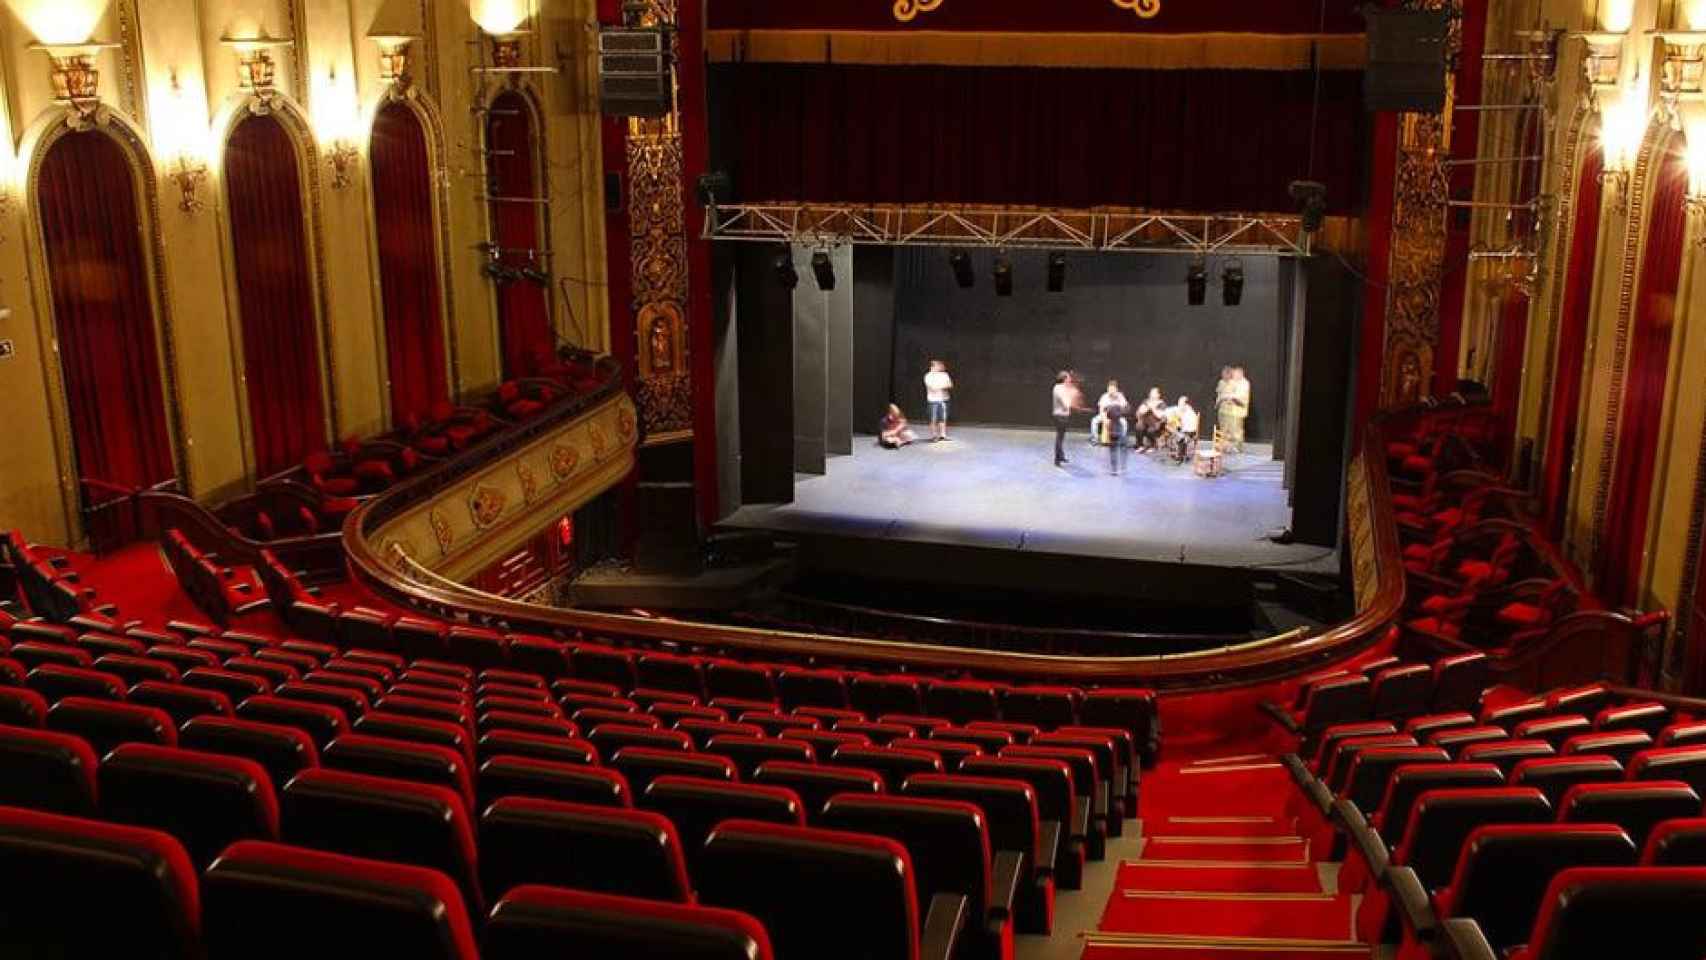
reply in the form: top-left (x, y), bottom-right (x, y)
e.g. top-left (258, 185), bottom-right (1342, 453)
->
top-left (1170, 395), bottom-right (1200, 463)
top-left (1133, 387), bottom-right (1166, 452)
top-left (1089, 379), bottom-right (1130, 447)
top-left (878, 403), bottom-right (917, 449)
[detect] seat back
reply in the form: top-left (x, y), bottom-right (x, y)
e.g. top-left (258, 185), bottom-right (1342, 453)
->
top-left (0, 806), bottom-right (200, 959)
top-left (822, 794), bottom-right (994, 922)
top-left (99, 743), bottom-right (279, 868)
top-left (179, 716), bottom-right (319, 791)
top-left (1514, 715), bottom-right (1593, 750)
top-left (698, 819), bottom-right (920, 960)
top-left (1430, 652), bottom-right (1491, 712)
top-left (281, 767), bottom-right (482, 914)
top-left (925, 680), bottom-right (1002, 726)
top-left (999, 686), bottom-right (1081, 730)
top-left (483, 886), bottom-right (772, 960)
top-left (476, 730), bottom-right (598, 766)
top-left (830, 745), bottom-right (943, 787)
top-left (1376, 762), bottom-right (1505, 845)
top-left (901, 773), bottom-right (1042, 873)
top-left (641, 775), bottom-right (804, 871)
top-left (47, 696), bottom-right (176, 756)
top-left (1310, 721), bottom-right (1398, 772)
top-left (0, 725), bottom-right (99, 815)
top-left (1297, 674), bottom-right (1373, 733)
top-left (1445, 824), bottom-right (1639, 952)
top-left (1324, 734), bottom-right (1417, 792)
top-left (1370, 664), bottom-right (1433, 720)
top-left (204, 840), bottom-right (477, 960)
top-left (478, 755), bottom-right (631, 810)
top-left (706, 735), bottom-right (815, 778)
top-left (1394, 786), bottom-right (1554, 889)
top-left (1342, 746), bottom-right (1448, 812)
top-left (1559, 781), bottom-right (1702, 851)
top-left (0, 686), bottom-right (49, 729)
top-left (322, 733), bottom-right (475, 813)
top-left (609, 746), bottom-right (736, 796)
top-left (850, 675), bottom-right (925, 719)
top-left (1629, 745), bottom-right (1706, 795)
top-left (1079, 687), bottom-right (1158, 765)
top-left (480, 796), bottom-right (691, 902)
top-left (1460, 738), bottom-right (1557, 774)
top-left (1595, 703), bottom-right (1669, 737)
top-left (751, 760), bottom-right (882, 821)
top-left (1522, 867), bottom-right (1706, 960)
top-left (1559, 730), bottom-right (1652, 767)
top-left (1509, 756), bottom-right (1625, 806)
top-left (237, 695), bottom-right (349, 749)
top-left (960, 755), bottom-right (1077, 824)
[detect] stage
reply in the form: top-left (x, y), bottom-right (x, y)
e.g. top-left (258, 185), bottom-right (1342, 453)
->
top-left (720, 425), bottom-right (1337, 574)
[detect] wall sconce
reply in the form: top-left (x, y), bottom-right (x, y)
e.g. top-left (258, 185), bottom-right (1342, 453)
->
top-left (471, 0), bottom-right (534, 71)
top-left (1598, 90), bottom-right (1647, 211)
top-left (220, 31), bottom-right (294, 105)
top-left (370, 34), bottom-right (417, 87)
top-left (485, 30), bottom-right (528, 69)
top-left (325, 142), bottom-right (359, 189)
top-left (29, 42), bottom-right (121, 121)
top-left (166, 156), bottom-right (208, 212)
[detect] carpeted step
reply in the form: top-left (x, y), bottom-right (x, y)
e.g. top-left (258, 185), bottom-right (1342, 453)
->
top-left (1142, 836), bottom-right (1309, 863)
top-left (1117, 859), bottom-right (1324, 894)
top-left (1156, 816), bottom-right (1300, 838)
top-left (1082, 937), bottom-right (1369, 960)
top-left (1142, 761), bottom-right (1295, 820)
top-left (1099, 891), bottom-right (1353, 941)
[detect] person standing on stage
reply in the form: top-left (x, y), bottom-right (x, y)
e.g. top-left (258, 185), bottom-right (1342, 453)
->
top-left (1096, 380), bottom-right (1131, 475)
top-left (924, 360), bottom-right (954, 442)
top-left (1052, 371), bottom-right (1089, 466)
top-left (1229, 365), bottom-right (1251, 453)
top-left (1216, 365), bottom-right (1249, 453)
top-left (1171, 395), bottom-right (1200, 463)
top-left (1134, 386), bottom-right (1166, 452)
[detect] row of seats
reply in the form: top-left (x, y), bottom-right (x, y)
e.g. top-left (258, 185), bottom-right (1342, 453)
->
top-left (162, 530), bottom-right (271, 628)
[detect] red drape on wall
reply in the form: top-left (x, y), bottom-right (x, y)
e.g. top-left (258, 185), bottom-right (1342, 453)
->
top-left (1541, 149), bottom-right (1604, 540)
top-left (488, 91), bottom-right (553, 379)
top-left (1491, 292), bottom-right (1529, 455)
top-left (226, 114), bottom-right (327, 478)
top-left (38, 131), bottom-right (175, 492)
top-left (371, 102), bottom-right (449, 422)
top-left (1598, 148), bottom-right (1690, 606)
top-left (712, 64), bottom-right (1368, 213)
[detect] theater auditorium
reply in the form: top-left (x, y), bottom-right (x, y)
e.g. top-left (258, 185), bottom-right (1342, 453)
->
top-left (2, 0), bottom-right (1706, 957)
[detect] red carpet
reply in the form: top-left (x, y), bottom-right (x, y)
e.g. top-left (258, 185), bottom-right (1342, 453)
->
top-left (1085, 755), bottom-right (1368, 960)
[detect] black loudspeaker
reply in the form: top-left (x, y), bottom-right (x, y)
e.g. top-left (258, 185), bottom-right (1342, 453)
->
top-left (598, 28), bottom-right (671, 117)
top-left (1288, 255), bottom-right (1358, 547)
top-left (604, 172), bottom-right (622, 212)
top-left (635, 481), bottom-right (702, 574)
top-left (1364, 9), bottom-right (1449, 112)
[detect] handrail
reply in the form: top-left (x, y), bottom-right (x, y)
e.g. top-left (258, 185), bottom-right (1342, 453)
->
top-left (340, 373), bottom-right (1422, 688)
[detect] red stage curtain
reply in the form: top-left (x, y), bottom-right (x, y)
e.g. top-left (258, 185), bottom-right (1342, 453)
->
top-left (225, 114), bottom-right (327, 478)
top-left (371, 102), bottom-right (449, 422)
top-left (487, 90), bottom-right (553, 379)
top-left (37, 131), bottom-right (175, 492)
top-left (1490, 292), bottom-right (1528, 458)
top-left (1541, 149), bottom-right (1604, 540)
top-left (1598, 148), bottom-right (1689, 605)
top-left (712, 64), bottom-right (1368, 213)
top-left (708, 0), bottom-right (1367, 34)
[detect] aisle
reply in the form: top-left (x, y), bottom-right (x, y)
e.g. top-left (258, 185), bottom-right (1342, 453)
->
top-left (1081, 757), bottom-right (1368, 960)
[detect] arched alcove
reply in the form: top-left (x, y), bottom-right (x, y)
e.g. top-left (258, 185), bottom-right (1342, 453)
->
top-left (371, 100), bottom-right (449, 421)
top-left (486, 88), bottom-right (552, 379)
top-left (1599, 136), bottom-right (1689, 605)
top-left (37, 129), bottom-right (175, 493)
top-left (225, 111), bottom-right (327, 478)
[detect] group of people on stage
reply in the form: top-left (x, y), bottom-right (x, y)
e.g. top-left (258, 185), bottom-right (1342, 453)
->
top-left (880, 361), bottom-right (1250, 476)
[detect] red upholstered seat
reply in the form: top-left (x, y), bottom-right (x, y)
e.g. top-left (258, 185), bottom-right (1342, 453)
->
top-left (484, 885), bottom-right (773, 960)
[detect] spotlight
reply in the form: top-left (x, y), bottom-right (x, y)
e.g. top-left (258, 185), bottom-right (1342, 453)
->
top-left (949, 251), bottom-right (974, 288)
top-left (810, 250), bottom-right (835, 291)
top-left (1186, 257), bottom-right (1207, 306)
top-left (773, 247), bottom-right (798, 289)
top-left (1221, 258), bottom-right (1244, 306)
top-left (695, 170), bottom-right (732, 207)
top-left (1047, 252), bottom-right (1066, 293)
top-left (1288, 179), bottom-right (1328, 233)
top-left (992, 254), bottom-right (1013, 297)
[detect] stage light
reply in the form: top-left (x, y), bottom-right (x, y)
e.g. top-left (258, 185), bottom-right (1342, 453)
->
top-left (1289, 179), bottom-right (1328, 233)
top-left (773, 247), bottom-right (798, 289)
top-left (1222, 258), bottom-right (1244, 306)
top-left (1047, 252), bottom-right (1066, 293)
top-left (949, 251), bottom-right (974, 288)
top-left (810, 250), bottom-right (835, 291)
top-left (1186, 258), bottom-right (1207, 306)
top-left (695, 170), bottom-right (732, 207)
top-left (992, 254), bottom-right (1013, 297)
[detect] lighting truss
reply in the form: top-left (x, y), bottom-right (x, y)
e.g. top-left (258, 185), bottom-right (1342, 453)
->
top-left (704, 203), bottom-right (1313, 257)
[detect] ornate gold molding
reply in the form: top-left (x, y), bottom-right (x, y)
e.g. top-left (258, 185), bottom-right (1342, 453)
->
top-left (892, 0), bottom-right (1160, 22)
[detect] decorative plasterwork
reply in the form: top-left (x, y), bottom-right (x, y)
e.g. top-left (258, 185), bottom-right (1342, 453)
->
top-left (892, 0), bottom-right (1161, 23)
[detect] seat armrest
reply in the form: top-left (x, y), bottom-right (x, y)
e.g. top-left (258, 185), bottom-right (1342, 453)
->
top-left (1335, 797), bottom-right (1389, 879)
top-left (1280, 752), bottom-right (1309, 788)
top-left (1093, 781), bottom-right (1109, 822)
top-left (990, 849), bottom-right (1024, 919)
top-left (1305, 775), bottom-right (1334, 816)
top-left (1441, 918), bottom-right (1498, 960)
top-left (1386, 866), bottom-right (1437, 942)
top-left (1036, 819), bottom-right (1062, 877)
top-left (920, 892), bottom-right (968, 960)
top-left (1259, 700), bottom-right (1301, 734)
top-left (1071, 797), bottom-right (1091, 840)
top-left (234, 598), bottom-right (273, 616)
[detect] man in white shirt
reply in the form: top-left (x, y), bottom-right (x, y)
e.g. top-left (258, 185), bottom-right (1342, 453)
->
top-left (924, 360), bottom-right (953, 442)
top-left (1171, 396), bottom-right (1199, 463)
top-left (1051, 371), bottom-right (1089, 466)
top-left (1089, 380), bottom-right (1130, 446)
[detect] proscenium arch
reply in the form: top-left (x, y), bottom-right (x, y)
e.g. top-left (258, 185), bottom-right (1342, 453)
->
top-left (482, 83), bottom-right (556, 379)
top-left (365, 89), bottom-right (457, 422)
top-left (211, 94), bottom-right (339, 481)
top-left (18, 107), bottom-right (188, 540)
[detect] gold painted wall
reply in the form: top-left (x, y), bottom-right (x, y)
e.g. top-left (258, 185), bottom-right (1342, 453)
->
top-left (1468, 0), bottom-right (1706, 686)
top-left (0, 0), bottom-right (609, 545)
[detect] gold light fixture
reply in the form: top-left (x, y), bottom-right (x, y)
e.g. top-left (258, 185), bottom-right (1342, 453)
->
top-left (29, 41), bottom-right (121, 120)
top-left (1597, 88), bottom-right (1646, 212)
top-left (220, 31), bottom-right (294, 103)
top-left (487, 30), bottom-right (528, 69)
top-left (370, 34), bottom-right (417, 86)
top-left (325, 142), bottom-right (359, 189)
top-left (167, 156), bottom-right (208, 212)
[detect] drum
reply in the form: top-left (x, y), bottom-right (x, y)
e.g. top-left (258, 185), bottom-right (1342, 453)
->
top-left (1194, 446), bottom-right (1224, 478)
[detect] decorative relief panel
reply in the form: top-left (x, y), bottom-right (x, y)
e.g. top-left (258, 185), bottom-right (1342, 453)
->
top-left (1345, 453), bottom-right (1380, 612)
top-left (370, 394), bottom-right (638, 579)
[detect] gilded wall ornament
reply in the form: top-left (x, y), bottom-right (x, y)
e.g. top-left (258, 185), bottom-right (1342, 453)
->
top-left (469, 484), bottom-right (507, 528)
top-left (429, 508), bottom-right (453, 556)
top-left (516, 461), bottom-right (539, 503)
top-left (550, 444), bottom-right (581, 481)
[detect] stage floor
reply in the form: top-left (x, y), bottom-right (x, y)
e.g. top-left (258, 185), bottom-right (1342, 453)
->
top-left (721, 425), bottom-right (1338, 572)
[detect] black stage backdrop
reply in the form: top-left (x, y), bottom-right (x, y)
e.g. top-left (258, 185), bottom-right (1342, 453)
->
top-left (876, 248), bottom-right (1287, 440)
top-left (710, 63), bottom-right (1367, 214)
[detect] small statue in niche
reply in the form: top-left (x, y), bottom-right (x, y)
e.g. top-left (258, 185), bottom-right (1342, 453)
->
top-left (650, 315), bottom-right (673, 373)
